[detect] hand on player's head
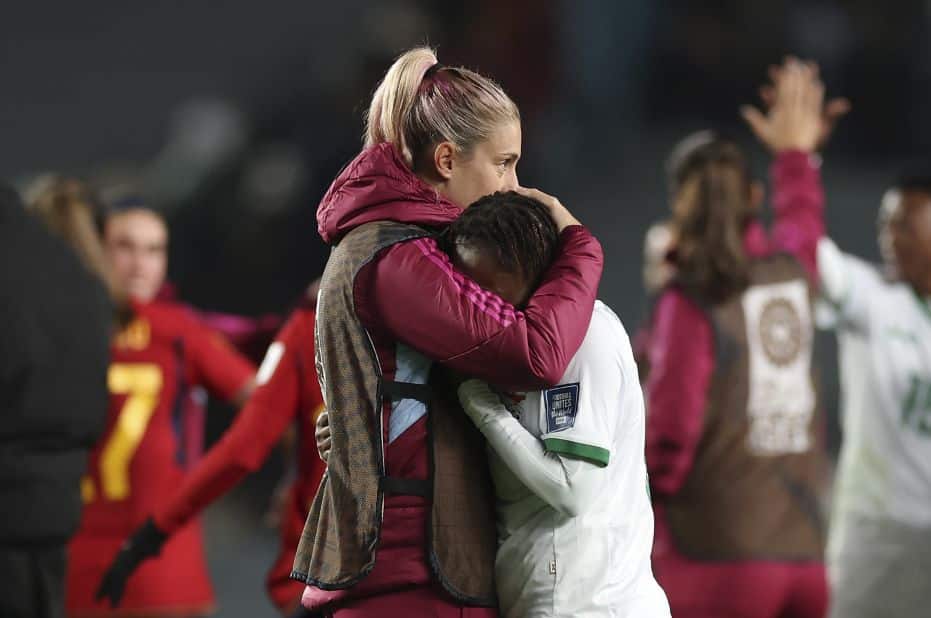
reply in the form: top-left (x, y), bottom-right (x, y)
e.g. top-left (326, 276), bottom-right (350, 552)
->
top-left (513, 186), bottom-right (580, 233)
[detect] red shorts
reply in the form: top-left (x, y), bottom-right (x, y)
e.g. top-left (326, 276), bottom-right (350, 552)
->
top-left (323, 586), bottom-right (498, 618)
top-left (654, 555), bottom-right (826, 618)
top-left (653, 514), bottom-right (827, 618)
top-left (66, 519), bottom-right (214, 617)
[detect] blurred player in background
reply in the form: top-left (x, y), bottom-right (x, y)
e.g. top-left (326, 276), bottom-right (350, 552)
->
top-left (97, 281), bottom-right (327, 616)
top-left (65, 200), bottom-right (257, 618)
top-left (645, 59), bottom-right (831, 617)
top-left (818, 175), bottom-right (931, 618)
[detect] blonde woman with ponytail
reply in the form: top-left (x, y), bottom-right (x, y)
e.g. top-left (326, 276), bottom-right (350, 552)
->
top-left (292, 47), bottom-right (603, 617)
top-left (643, 59), bottom-right (839, 618)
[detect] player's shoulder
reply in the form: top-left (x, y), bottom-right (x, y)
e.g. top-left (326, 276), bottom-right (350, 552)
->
top-left (278, 304), bottom-right (316, 343)
top-left (562, 300), bottom-right (632, 381)
top-left (587, 300), bottom-right (631, 348)
top-left (138, 300), bottom-right (205, 337)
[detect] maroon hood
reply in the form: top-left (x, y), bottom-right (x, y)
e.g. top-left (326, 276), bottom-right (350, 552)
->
top-left (316, 143), bottom-right (463, 244)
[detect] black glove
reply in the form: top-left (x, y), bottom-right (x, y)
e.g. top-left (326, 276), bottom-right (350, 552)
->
top-left (95, 517), bottom-right (167, 607)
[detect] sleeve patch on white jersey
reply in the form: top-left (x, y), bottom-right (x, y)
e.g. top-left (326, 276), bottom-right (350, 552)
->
top-left (544, 383), bottom-right (580, 433)
top-left (256, 342), bottom-right (285, 386)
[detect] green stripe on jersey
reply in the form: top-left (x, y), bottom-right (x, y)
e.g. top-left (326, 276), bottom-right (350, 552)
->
top-left (543, 438), bottom-right (610, 467)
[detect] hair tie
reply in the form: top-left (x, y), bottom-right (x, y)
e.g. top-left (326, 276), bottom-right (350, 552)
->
top-left (424, 62), bottom-right (444, 79)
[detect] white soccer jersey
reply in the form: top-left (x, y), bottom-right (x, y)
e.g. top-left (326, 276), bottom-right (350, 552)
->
top-left (818, 238), bottom-right (931, 532)
top-left (458, 301), bottom-right (670, 618)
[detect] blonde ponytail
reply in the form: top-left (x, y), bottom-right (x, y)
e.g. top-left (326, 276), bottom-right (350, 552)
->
top-left (365, 47), bottom-right (438, 165)
top-left (364, 46), bottom-right (519, 170)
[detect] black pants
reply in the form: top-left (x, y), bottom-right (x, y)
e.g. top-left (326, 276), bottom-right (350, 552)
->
top-left (0, 544), bottom-right (66, 618)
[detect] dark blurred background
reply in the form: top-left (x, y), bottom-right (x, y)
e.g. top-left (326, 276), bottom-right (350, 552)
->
top-left (3, 1), bottom-right (929, 615)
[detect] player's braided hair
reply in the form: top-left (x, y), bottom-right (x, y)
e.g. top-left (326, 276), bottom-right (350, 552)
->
top-left (442, 191), bottom-right (559, 291)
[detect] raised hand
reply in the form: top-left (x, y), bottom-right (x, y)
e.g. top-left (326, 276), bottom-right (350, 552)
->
top-left (757, 60), bottom-right (850, 150)
top-left (740, 57), bottom-right (832, 154)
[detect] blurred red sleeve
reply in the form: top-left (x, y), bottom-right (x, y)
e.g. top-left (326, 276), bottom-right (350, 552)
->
top-left (155, 310), bottom-right (313, 534)
top-left (770, 149), bottom-right (825, 283)
top-left (182, 315), bottom-right (256, 403)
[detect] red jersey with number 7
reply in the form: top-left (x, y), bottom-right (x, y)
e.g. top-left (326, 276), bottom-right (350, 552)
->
top-left (66, 300), bottom-right (255, 617)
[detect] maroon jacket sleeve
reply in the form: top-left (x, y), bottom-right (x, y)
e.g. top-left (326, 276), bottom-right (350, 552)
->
top-left (769, 150), bottom-right (825, 282)
top-left (645, 288), bottom-right (715, 497)
top-left (356, 225), bottom-right (603, 391)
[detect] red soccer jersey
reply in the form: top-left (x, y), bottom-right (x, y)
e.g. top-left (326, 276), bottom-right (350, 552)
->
top-left (152, 302), bottom-right (326, 612)
top-left (66, 300), bottom-right (255, 617)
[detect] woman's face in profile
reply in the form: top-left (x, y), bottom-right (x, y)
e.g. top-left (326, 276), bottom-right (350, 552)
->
top-left (442, 120), bottom-right (522, 210)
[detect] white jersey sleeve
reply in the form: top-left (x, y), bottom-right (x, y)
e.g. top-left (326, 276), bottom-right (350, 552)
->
top-left (818, 237), bottom-right (885, 334)
top-left (535, 307), bottom-right (621, 468)
top-left (457, 380), bottom-right (602, 517)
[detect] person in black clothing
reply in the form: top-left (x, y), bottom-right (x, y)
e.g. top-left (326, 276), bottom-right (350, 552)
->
top-left (0, 182), bottom-right (113, 618)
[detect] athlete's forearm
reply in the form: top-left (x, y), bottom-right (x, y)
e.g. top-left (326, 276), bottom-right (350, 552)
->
top-left (770, 149), bottom-right (825, 283)
top-left (458, 381), bottom-right (600, 517)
